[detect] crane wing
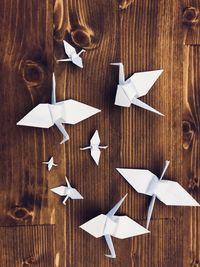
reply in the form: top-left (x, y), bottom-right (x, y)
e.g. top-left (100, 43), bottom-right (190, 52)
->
top-left (57, 100), bottom-right (100, 124)
top-left (156, 180), bottom-right (200, 206)
top-left (128, 70), bottom-right (163, 98)
top-left (80, 214), bottom-right (107, 238)
top-left (116, 168), bottom-right (158, 196)
top-left (91, 148), bottom-right (101, 165)
top-left (17, 104), bottom-right (53, 128)
top-left (50, 186), bottom-right (67, 196)
top-left (90, 130), bottom-right (100, 145)
top-left (63, 40), bottom-right (76, 57)
top-left (72, 56), bottom-right (83, 68)
top-left (47, 163), bottom-right (53, 171)
top-left (112, 216), bottom-right (149, 239)
top-left (68, 188), bottom-right (83, 199)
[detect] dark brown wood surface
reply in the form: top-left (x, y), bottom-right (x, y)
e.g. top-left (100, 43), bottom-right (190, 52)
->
top-left (0, 0), bottom-right (200, 266)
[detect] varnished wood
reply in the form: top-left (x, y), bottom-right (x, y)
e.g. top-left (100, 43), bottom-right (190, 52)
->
top-left (183, 45), bottom-right (200, 267)
top-left (0, 225), bottom-right (55, 267)
top-left (0, 0), bottom-right (199, 266)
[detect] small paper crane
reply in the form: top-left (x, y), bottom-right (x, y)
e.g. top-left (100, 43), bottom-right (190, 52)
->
top-left (110, 62), bottom-right (164, 115)
top-left (57, 40), bottom-right (86, 68)
top-left (80, 194), bottom-right (149, 258)
top-left (42, 156), bottom-right (57, 171)
top-left (17, 73), bottom-right (100, 144)
top-left (51, 177), bottom-right (83, 205)
top-left (80, 130), bottom-right (108, 165)
top-left (117, 161), bottom-right (200, 229)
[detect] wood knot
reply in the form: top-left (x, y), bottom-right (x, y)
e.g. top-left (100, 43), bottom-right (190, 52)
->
top-left (190, 255), bottom-right (200, 266)
top-left (188, 177), bottom-right (199, 190)
top-left (21, 60), bottom-right (45, 87)
top-left (8, 206), bottom-right (33, 221)
top-left (23, 255), bottom-right (36, 266)
top-left (182, 120), bottom-right (195, 133)
top-left (183, 7), bottom-right (199, 25)
top-left (182, 120), bottom-right (195, 150)
top-left (71, 26), bottom-right (95, 49)
top-left (119, 0), bottom-right (135, 9)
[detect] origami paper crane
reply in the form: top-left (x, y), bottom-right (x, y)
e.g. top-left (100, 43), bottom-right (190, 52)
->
top-left (117, 161), bottom-right (200, 229)
top-left (110, 62), bottom-right (164, 115)
top-left (17, 73), bottom-right (101, 144)
top-left (80, 130), bottom-right (108, 165)
top-left (57, 40), bottom-right (86, 68)
top-left (80, 194), bottom-right (149, 258)
top-left (42, 156), bottom-right (57, 171)
top-left (51, 176), bottom-right (83, 205)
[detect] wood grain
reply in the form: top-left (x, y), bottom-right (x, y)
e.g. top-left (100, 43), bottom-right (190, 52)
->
top-left (0, 225), bottom-right (55, 267)
top-left (0, 0), bottom-right (67, 266)
top-left (183, 3), bottom-right (200, 45)
top-left (0, 0), bottom-right (200, 266)
top-left (183, 45), bottom-right (200, 267)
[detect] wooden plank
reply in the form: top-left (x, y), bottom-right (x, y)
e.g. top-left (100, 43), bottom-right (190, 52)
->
top-left (53, 0), bottom-right (197, 266)
top-left (0, 0), bottom-right (200, 266)
top-left (0, 0), bottom-right (56, 226)
top-left (54, 1), bottom-right (119, 266)
top-left (0, 225), bottom-right (55, 267)
top-left (115, 1), bottom-right (189, 266)
top-left (183, 45), bottom-right (200, 267)
top-left (0, 1), bottom-right (67, 266)
top-left (129, 218), bottom-right (183, 267)
top-left (118, 0), bottom-right (184, 220)
top-left (183, 1), bottom-right (200, 45)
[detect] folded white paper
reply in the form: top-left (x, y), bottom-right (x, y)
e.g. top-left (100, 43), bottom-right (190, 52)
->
top-left (110, 63), bottom-right (164, 115)
top-left (17, 73), bottom-right (101, 144)
top-left (117, 161), bottom-right (200, 229)
top-left (80, 194), bottom-right (149, 258)
top-left (51, 176), bottom-right (83, 205)
top-left (42, 156), bottom-right (57, 171)
top-left (57, 40), bottom-right (86, 68)
top-left (80, 130), bottom-right (108, 165)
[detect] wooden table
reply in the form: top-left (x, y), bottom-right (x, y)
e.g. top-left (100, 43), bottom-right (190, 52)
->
top-left (0, 1), bottom-right (200, 266)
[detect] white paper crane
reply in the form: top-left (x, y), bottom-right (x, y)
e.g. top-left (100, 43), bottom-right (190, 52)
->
top-left (42, 156), bottom-right (57, 171)
top-left (57, 40), bottom-right (86, 68)
top-left (80, 194), bottom-right (149, 258)
top-left (17, 73), bottom-right (101, 144)
top-left (80, 130), bottom-right (108, 165)
top-left (110, 62), bottom-right (164, 115)
top-left (51, 176), bottom-right (83, 205)
top-left (117, 161), bottom-right (200, 229)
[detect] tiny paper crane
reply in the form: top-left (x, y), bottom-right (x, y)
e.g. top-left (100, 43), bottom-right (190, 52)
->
top-left (51, 177), bottom-right (83, 205)
top-left (42, 156), bottom-right (57, 171)
top-left (57, 40), bottom-right (86, 68)
top-left (80, 130), bottom-right (108, 165)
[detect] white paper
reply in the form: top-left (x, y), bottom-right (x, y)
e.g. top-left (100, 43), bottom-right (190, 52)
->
top-left (104, 235), bottom-right (116, 258)
top-left (110, 63), bottom-right (164, 115)
top-left (80, 194), bottom-right (149, 258)
top-left (117, 161), bottom-right (200, 229)
top-left (17, 73), bottom-right (101, 144)
top-left (42, 156), bottom-right (57, 171)
top-left (57, 40), bottom-right (86, 68)
top-left (80, 130), bottom-right (108, 165)
top-left (51, 177), bottom-right (83, 205)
